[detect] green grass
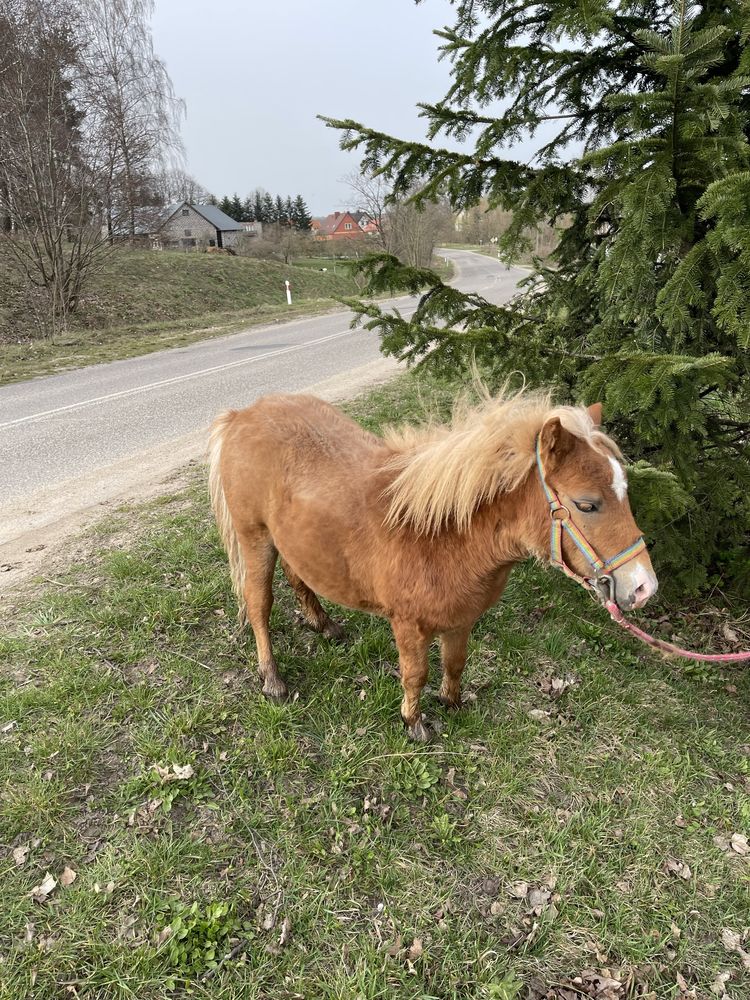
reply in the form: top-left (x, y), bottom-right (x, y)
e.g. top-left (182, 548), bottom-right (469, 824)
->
top-left (0, 249), bottom-right (361, 386)
top-left (2, 373), bottom-right (749, 999)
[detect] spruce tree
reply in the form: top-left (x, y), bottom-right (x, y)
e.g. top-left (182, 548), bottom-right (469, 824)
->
top-left (284, 195), bottom-right (295, 227)
top-left (322, 0), bottom-right (750, 596)
top-left (242, 195), bottom-right (255, 222)
top-left (229, 193), bottom-right (243, 221)
top-left (275, 194), bottom-right (287, 226)
top-left (292, 194), bottom-right (313, 231)
top-left (218, 195), bottom-right (233, 216)
top-left (262, 192), bottom-right (276, 224)
top-left (253, 190), bottom-right (264, 223)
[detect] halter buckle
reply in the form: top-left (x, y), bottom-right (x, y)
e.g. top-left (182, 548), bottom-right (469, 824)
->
top-left (549, 501), bottom-right (570, 521)
top-left (592, 573), bottom-right (615, 604)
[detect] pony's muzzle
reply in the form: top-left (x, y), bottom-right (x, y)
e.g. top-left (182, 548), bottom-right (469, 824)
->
top-left (611, 561), bottom-right (658, 610)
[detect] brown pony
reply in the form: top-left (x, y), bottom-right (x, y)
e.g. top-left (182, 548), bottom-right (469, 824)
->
top-left (208, 389), bottom-right (657, 740)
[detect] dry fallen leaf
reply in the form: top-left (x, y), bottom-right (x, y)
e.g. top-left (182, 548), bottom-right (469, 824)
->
top-left (171, 764), bottom-right (194, 780)
top-left (527, 887), bottom-right (552, 913)
top-left (29, 872), bottom-right (57, 903)
top-left (407, 937), bottom-right (423, 961)
top-left (722, 624), bottom-right (739, 643)
top-left (721, 927), bottom-right (750, 970)
top-left (714, 832), bottom-right (750, 859)
top-left (508, 880), bottom-right (529, 898)
top-left (538, 674), bottom-right (580, 699)
top-left (664, 857), bottom-right (692, 880)
top-left (528, 708), bottom-right (551, 722)
top-left (59, 866), bottom-right (77, 887)
top-left (385, 934), bottom-right (402, 958)
top-left (711, 971), bottom-right (732, 996)
top-left (12, 844), bottom-right (29, 867)
top-left (278, 916), bottom-right (292, 948)
top-left (155, 925), bottom-right (172, 947)
top-left (730, 833), bottom-right (749, 856)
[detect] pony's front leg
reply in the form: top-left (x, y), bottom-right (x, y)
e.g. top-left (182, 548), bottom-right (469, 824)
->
top-left (391, 619), bottom-right (432, 742)
top-left (438, 625), bottom-right (472, 709)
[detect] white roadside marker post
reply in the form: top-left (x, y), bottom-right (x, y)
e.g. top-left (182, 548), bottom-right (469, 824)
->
top-left (285, 280), bottom-right (292, 305)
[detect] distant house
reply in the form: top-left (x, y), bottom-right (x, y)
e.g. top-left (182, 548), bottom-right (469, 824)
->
top-left (240, 220), bottom-right (263, 238)
top-left (155, 202), bottom-right (244, 250)
top-left (349, 210), bottom-right (379, 235)
top-left (311, 210), bottom-right (365, 240)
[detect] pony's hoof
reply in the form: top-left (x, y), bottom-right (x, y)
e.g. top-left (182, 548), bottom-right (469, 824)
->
top-left (437, 693), bottom-right (462, 711)
top-left (322, 620), bottom-right (346, 642)
top-left (405, 718), bottom-right (431, 743)
top-left (262, 680), bottom-right (289, 702)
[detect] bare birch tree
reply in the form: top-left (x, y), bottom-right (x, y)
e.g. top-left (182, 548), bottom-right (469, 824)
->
top-left (0, 0), bottom-right (110, 336)
top-left (82, 0), bottom-right (184, 239)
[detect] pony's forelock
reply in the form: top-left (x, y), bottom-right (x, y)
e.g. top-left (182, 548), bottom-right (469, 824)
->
top-left (381, 387), bottom-right (620, 534)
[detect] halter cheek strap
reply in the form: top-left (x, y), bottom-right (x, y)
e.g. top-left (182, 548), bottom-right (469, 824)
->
top-left (535, 435), bottom-right (647, 595)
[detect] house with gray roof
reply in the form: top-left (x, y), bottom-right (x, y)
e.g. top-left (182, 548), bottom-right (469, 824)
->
top-left (155, 202), bottom-right (244, 250)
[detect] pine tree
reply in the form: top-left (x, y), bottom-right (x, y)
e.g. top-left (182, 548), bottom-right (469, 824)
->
top-left (229, 193), bottom-right (243, 221)
top-left (284, 195), bottom-right (294, 227)
top-left (292, 194), bottom-right (313, 231)
top-left (262, 192), bottom-right (276, 224)
top-left (218, 195), bottom-right (233, 216)
top-left (253, 190), bottom-right (264, 223)
top-left (322, 1), bottom-right (750, 596)
top-left (242, 195), bottom-right (255, 222)
top-left (275, 194), bottom-right (286, 226)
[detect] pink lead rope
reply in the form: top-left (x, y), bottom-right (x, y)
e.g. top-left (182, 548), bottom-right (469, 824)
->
top-left (535, 435), bottom-right (750, 664)
top-left (604, 600), bottom-right (750, 663)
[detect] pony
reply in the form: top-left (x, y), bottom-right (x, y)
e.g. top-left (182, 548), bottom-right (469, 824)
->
top-left (208, 388), bottom-right (657, 740)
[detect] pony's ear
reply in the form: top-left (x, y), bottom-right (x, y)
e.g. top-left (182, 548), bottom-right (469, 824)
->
top-left (587, 402), bottom-right (603, 428)
top-left (539, 416), bottom-right (576, 466)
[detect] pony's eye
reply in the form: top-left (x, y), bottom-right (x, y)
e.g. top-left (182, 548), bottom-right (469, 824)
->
top-left (574, 500), bottom-right (598, 513)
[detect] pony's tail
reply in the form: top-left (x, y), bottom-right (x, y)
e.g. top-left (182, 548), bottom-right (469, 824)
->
top-left (208, 411), bottom-right (247, 628)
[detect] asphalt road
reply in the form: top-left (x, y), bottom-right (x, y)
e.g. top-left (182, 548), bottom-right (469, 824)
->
top-left (0, 249), bottom-right (522, 509)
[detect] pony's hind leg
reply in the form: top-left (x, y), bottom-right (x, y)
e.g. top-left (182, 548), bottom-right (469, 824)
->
top-left (280, 558), bottom-right (344, 641)
top-left (239, 528), bottom-right (288, 701)
top-left (438, 625), bottom-right (472, 709)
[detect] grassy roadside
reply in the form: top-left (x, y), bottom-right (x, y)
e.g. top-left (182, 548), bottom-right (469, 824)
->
top-left (2, 373), bottom-right (749, 999)
top-left (0, 249), bottom-right (452, 387)
top-left (0, 250), bottom-right (362, 387)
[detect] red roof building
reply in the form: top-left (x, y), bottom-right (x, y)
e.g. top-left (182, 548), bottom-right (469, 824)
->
top-left (312, 211), bottom-right (365, 240)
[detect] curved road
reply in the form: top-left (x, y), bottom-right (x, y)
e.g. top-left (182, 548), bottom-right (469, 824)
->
top-left (0, 249), bottom-right (522, 582)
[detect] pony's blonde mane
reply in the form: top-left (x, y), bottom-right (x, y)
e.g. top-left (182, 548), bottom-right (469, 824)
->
top-left (381, 387), bottom-right (620, 535)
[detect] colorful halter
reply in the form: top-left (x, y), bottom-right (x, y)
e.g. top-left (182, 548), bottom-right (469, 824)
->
top-left (534, 434), bottom-right (750, 663)
top-left (534, 434), bottom-right (647, 598)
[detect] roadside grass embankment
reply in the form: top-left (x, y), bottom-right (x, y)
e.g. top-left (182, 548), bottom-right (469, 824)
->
top-left (1, 372), bottom-right (749, 998)
top-left (0, 250), bottom-right (362, 387)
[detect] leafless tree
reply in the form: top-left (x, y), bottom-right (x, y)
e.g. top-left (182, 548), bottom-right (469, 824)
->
top-left (239, 226), bottom-right (313, 265)
top-left (343, 169), bottom-right (393, 254)
top-left (81, 0), bottom-right (185, 240)
top-left (344, 168), bottom-right (452, 268)
top-left (154, 166), bottom-right (212, 206)
top-left (0, 0), bottom-right (111, 336)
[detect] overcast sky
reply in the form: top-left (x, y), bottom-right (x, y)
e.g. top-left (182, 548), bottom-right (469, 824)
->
top-left (151, 0), bottom-right (460, 213)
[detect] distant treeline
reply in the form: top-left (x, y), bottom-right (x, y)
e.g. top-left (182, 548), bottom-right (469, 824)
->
top-left (215, 192), bottom-right (313, 230)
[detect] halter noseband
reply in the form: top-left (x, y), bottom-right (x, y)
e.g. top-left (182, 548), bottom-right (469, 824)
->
top-left (535, 434), bottom-right (647, 602)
